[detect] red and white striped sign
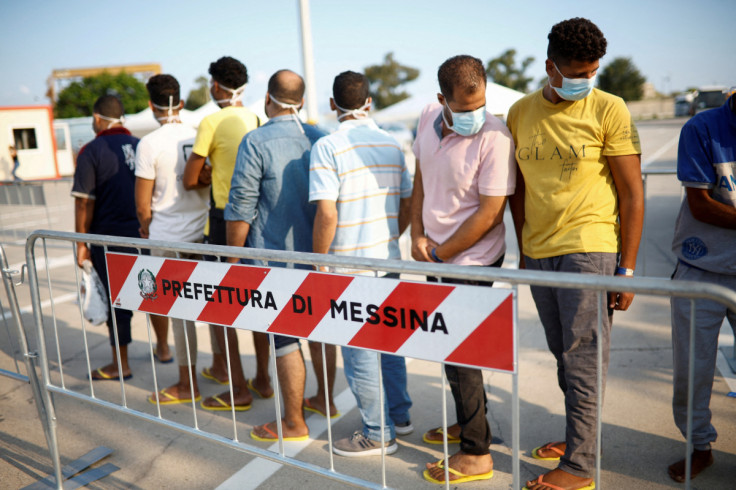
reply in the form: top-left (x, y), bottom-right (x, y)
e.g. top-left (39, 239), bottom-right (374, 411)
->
top-left (106, 252), bottom-right (515, 372)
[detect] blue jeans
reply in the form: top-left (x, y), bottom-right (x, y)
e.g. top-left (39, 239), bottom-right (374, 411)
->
top-left (341, 346), bottom-right (412, 441)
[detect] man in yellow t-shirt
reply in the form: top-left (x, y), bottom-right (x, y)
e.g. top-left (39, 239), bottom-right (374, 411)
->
top-left (507, 18), bottom-right (643, 490)
top-left (182, 56), bottom-right (271, 404)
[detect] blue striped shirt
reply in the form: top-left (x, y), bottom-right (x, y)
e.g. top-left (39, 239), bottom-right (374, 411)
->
top-left (309, 119), bottom-right (411, 266)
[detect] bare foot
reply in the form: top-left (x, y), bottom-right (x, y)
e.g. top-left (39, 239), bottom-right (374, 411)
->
top-left (91, 363), bottom-right (131, 380)
top-left (202, 387), bottom-right (253, 410)
top-left (424, 450), bottom-right (492, 482)
top-left (423, 423), bottom-right (461, 443)
top-left (304, 395), bottom-right (338, 417)
top-left (526, 468), bottom-right (593, 490)
top-left (534, 441), bottom-right (566, 459)
top-left (252, 420), bottom-right (308, 440)
top-left (156, 343), bottom-right (172, 363)
top-left (668, 449), bottom-right (714, 482)
top-left (248, 377), bottom-right (274, 399)
top-left (150, 383), bottom-right (199, 402)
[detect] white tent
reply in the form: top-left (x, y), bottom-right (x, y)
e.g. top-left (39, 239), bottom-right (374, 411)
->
top-left (373, 82), bottom-right (526, 127)
top-left (125, 99), bottom-right (269, 139)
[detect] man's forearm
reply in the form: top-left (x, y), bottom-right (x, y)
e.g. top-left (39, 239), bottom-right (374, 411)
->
top-left (618, 194), bottom-right (644, 270)
top-left (433, 196), bottom-right (507, 261)
top-left (410, 165), bottom-right (425, 240)
top-left (313, 202), bottom-right (338, 255)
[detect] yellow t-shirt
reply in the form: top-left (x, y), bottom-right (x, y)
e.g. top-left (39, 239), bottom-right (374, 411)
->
top-left (507, 88), bottom-right (641, 259)
top-left (192, 106), bottom-right (261, 209)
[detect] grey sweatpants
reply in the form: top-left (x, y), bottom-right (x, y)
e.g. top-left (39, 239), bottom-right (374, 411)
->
top-left (526, 253), bottom-right (616, 477)
top-left (671, 261), bottom-right (736, 450)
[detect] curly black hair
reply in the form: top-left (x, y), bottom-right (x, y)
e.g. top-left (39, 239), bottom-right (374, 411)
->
top-left (146, 74), bottom-right (180, 107)
top-left (209, 56), bottom-right (248, 88)
top-left (547, 18), bottom-right (607, 64)
top-left (332, 71), bottom-right (369, 110)
top-left (437, 55), bottom-right (486, 101)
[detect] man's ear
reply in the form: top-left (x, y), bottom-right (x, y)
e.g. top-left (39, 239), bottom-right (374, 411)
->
top-left (437, 93), bottom-right (445, 105)
top-left (364, 97), bottom-right (372, 111)
top-left (545, 59), bottom-right (556, 78)
top-left (148, 101), bottom-right (154, 111)
top-left (329, 98), bottom-right (337, 112)
top-left (298, 97), bottom-right (305, 111)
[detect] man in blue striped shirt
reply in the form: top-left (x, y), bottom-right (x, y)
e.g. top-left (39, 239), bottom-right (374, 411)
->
top-left (310, 71), bottom-right (413, 456)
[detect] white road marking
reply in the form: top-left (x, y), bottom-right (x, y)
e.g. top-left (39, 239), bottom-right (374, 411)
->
top-left (642, 134), bottom-right (679, 166)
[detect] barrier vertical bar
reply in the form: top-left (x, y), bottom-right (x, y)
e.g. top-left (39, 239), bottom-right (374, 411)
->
top-left (685, 299), bottom-right (696, 489)
top-left (223, 323), bottom-right (239, 442)
top-left (377, 351), bottom-right (386, 488)
top-left (177, 251), bottom-right (200, 430)
top-left (641, 175), bottom-right (648, 275)
top-left (104, 244), bottom-right (128, 407)
top-left (25, 237), bottom-right (64, 489)
top-left (269, 333), bottom-right (285, 456)
top-left (512, 287), bottom-right (520, 490)
top-left (73, 242), bottom-right (96, 399)
top-left (595, 290), bottom-right (603, 489)
top-left (441, 363), bottom-right (449, 490)
top-left (322, 342), bottom-right (335, 471)
top-left (43, 238), bottom-right (65, 389)
top-left (146, 313), bottom-right (163, 419)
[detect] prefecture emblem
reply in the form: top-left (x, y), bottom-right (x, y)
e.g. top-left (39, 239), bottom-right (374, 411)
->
top-left (138, 269), bottom-right (158, 300)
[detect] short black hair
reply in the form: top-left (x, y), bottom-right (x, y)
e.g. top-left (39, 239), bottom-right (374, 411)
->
top-left (437, 55), bottom-right (486, 101)
top-left (547, 18), bottom-right (607, 65)
top-left (209, 56), bottom-right (248, 88)
top-left (146, 74), bottom-right (180, 107)
top-left (332, 71), bottom-right (369, 110)
top-left (268, 70), bottom-right (305, 105)
top-left (93, 95), bottom-right (124, 118)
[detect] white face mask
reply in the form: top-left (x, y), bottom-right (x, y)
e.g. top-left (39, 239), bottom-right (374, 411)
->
top-left (335, 99), bottom-right (371, 121)
top-left (268, 94), bottom-right (305, 134)
top-left (151, 95), bottom-right (181, 124)
top-left (210, 79), bottom-right (246, 106)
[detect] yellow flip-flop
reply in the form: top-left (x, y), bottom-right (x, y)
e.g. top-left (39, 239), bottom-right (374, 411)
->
top-left (201, 367), bottom-right (229, 385)
top-left (422, 426), bottom-right (461, 445)
top-left (148, 387), bottom-right (202, 405)
top-left (532, 441), bottom-right (566, 461)
top-left (303, 397), bottom-right (340, 418)
top-left (250, 423), bottom-right (309, 442)
top-left (200, 394), bottom-right (251, 412)
top-left (422, 459), bottom-right (493, 484)
top-left (522, 475), bottom-right (595, 490)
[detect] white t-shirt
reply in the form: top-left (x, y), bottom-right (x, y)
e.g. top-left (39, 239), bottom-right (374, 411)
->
top-left (135, 123), bottom-right (208, 243)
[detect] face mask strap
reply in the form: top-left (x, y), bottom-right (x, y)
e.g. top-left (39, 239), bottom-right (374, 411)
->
top-left (269, 94), bottom-right (305, 134)
top-left (96, 113), bottom-right (124, 127)
top-left (152, 95), bottom-right (181, 123)
top-left (335, 99), bottom-right (370, 121)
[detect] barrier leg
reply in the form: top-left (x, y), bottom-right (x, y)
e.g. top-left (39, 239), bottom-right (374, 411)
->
top-left (685, 299), bottom-right (696, 489)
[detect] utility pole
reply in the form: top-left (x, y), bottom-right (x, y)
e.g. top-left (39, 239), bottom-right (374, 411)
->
top-left (298, 0), bottom-right (319, 124)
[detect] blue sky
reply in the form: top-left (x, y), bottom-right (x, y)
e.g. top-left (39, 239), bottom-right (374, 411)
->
top-left (1, 0), bottom-right (733, 114)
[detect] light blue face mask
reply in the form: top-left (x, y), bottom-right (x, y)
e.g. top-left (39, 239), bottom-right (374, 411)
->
top-left (442, 102), bottom-right (486, 136)
top-left (550, 63), bottom-right (596, 101)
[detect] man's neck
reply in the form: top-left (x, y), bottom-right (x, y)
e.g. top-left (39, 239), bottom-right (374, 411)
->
top-left (543, 83), bottom-right (564, 104)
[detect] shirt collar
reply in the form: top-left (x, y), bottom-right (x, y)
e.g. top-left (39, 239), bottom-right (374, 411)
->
top-left (338, 118), bottom-right (378, 130)
top-left (98, 126), bottom-right (131, 138)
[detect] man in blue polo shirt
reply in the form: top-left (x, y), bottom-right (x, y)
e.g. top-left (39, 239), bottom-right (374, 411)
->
top-left (72, 95), bottom-right (169, 380)
top-left (668, 92), bottom-right (736, 482)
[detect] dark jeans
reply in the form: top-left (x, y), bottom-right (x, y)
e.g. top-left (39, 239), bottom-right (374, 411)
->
top-left (90, 244), bottom-right (135, 347)
top-left (427, 255), bottom-right (504, 455)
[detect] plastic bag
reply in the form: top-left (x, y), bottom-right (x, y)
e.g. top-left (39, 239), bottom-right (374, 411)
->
top-left (80, 260), bottom-right (108, 325)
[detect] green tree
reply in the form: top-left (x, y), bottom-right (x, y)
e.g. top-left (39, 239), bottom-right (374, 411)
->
top-left (364, 52), bottom-right (419, 110)
top-left (597, 57), bottom-right (646, 101)
top-left (486, 49), bottom-right (535, 93)
top-left (54, 72), bottom-right (149, 118)
top-left (185, 76), bottom-right (210, 110)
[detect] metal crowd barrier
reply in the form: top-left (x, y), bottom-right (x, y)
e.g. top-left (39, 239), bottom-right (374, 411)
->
top-left (20, 230), bottom-right (736, 489)
top-left (0, 179), bottom-right (74, 244)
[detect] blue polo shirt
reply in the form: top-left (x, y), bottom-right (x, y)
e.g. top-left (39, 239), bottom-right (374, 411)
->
top-left (71, 127), bottom-right (140, 237)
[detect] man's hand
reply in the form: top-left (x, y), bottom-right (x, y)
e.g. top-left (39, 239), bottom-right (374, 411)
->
top-left (609, 289), bottom-right (634, 311)
top-left (198, 164), bottom-right (212, 186)
top-left (76, 242), bottom-right (90, 268)
top-left (412, 235), bottom-right (438, 262)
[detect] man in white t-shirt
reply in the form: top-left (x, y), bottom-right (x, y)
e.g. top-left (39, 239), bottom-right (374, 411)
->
top-left (135, 74), bottom-right (209, 405)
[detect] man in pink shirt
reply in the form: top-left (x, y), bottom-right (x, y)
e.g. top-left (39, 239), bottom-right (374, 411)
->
top-left (411, 55), bottom-right (516, 484)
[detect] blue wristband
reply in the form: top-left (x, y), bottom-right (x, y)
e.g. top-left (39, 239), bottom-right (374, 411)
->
top-left (615, 266), bottom-right (634, 276)
top-left (431, 248), bottom-right (443, 263)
